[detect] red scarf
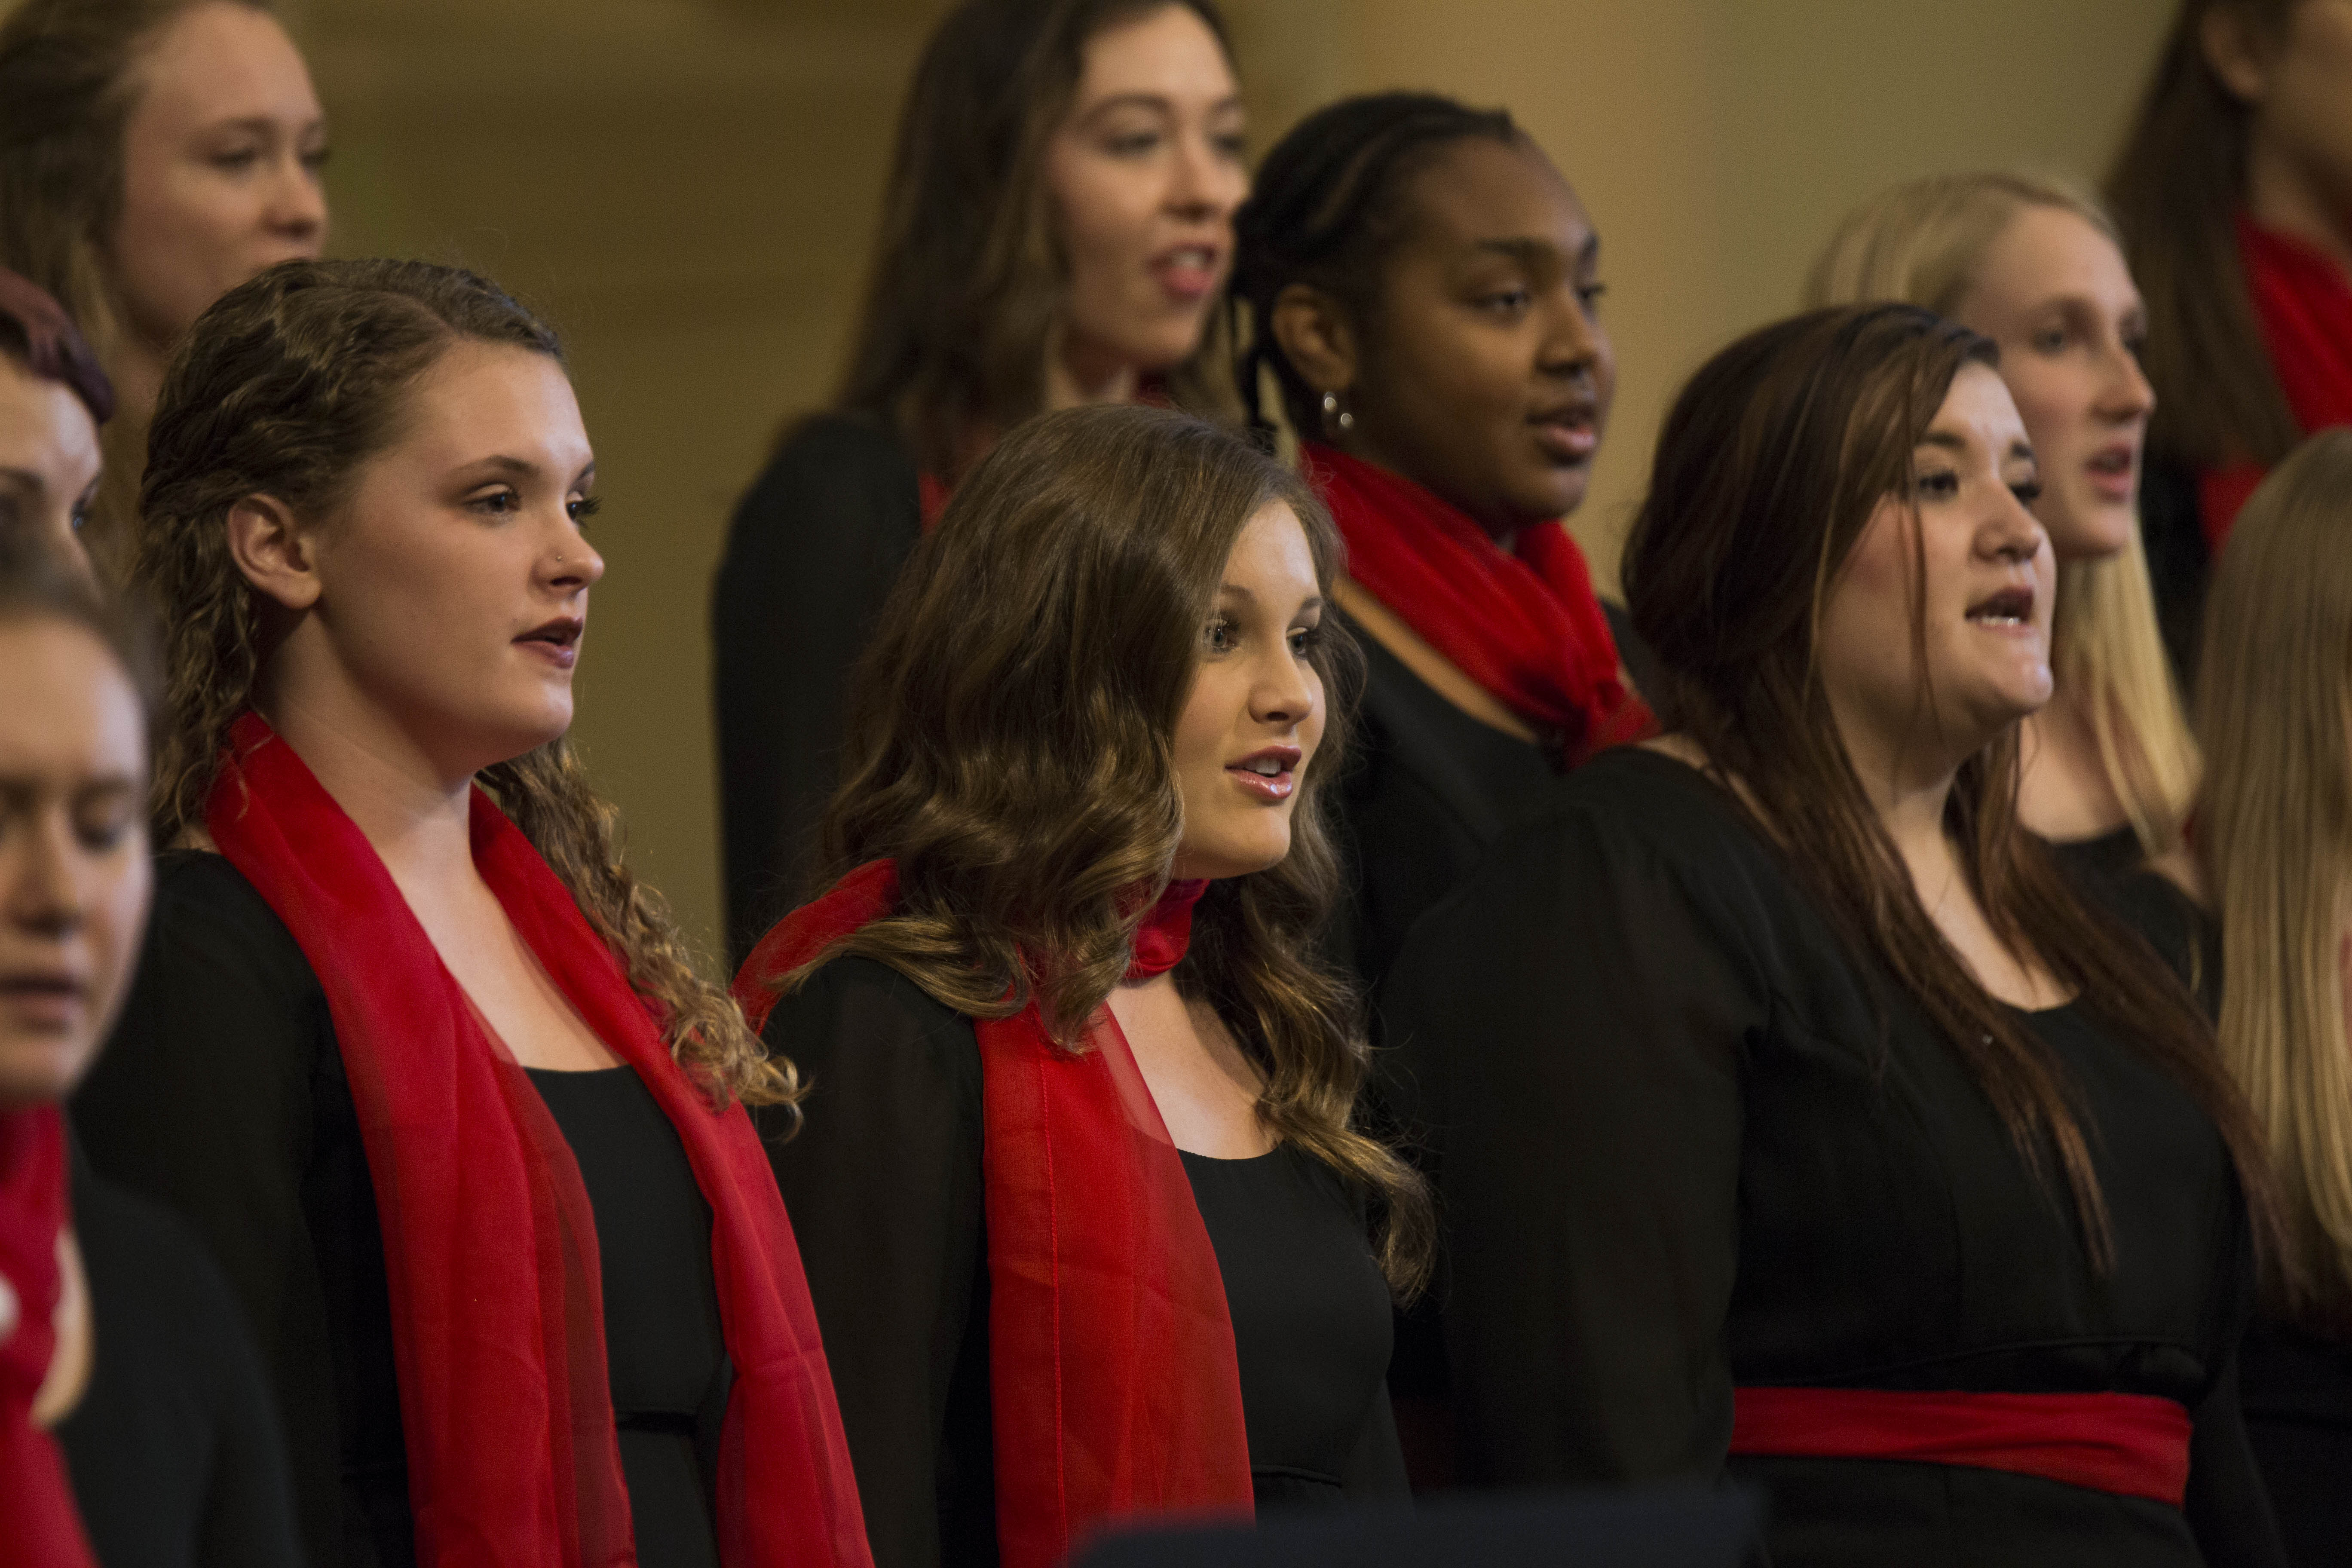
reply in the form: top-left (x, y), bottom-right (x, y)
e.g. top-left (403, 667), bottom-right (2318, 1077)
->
top-left (0, 1107), bottom-right (96, 1568)
top-left (207, 714), bottom-right (871, 1568)
top-left (2200, 214), bottom-right (2352, 549)
top-left (733, 865), bottom-right (1253, 1568)
top-left (1306, 444), bottom-right (1651, 764)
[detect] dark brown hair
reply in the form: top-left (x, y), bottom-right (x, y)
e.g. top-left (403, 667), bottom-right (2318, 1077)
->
top-left (1623, 303), bottom-right (2281, 1271)
top-left (784, 402), bottom-right (1431, 1293)
top-left (0, 265), bottom-right (114, 424)
top-left (830, 0), bottom-right (1237, 478)
top-left (2107, 0), bottom-right (2304, 472)
top-left (1230, 90), bottom-right (1522, 442)
top-left (132, 257), bottom-right (793, 1113)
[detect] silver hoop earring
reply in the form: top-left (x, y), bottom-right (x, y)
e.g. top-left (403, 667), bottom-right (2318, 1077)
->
top-left (1320, 390), bottom-right (1355, 434)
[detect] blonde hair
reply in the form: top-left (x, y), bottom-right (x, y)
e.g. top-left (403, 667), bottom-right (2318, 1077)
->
top-left (1805, 170), bottom-right (2198, 859)
top-left (2200, 429), bottom-right (2352, 1324)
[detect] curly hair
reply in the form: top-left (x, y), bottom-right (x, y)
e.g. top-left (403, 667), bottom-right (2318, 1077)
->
top-left (778, 403), bottom-right (1431, 1294)
top-left (131, 257), bottom-right (794, 1113)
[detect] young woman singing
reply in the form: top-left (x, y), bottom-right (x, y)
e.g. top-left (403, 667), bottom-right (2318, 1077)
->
top-left (737, 404), bottom-right (1430, 1568)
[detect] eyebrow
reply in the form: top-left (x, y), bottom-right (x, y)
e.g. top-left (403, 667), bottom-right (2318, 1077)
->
top-left (1918, 431), bottom-right (2037, 465)
top-left (0, 467), bottom-right (45, 498)
top-left (462, 457), bottom-right (597, 487)
top-left (1078, 92), bottom-right (1243, 120)
top-left (1471, 233), bottom-right (1599, 269)
top-left (202, 115), bottom-right (320, 139)
top-left (1216, 585), bottom-right (1326, 614)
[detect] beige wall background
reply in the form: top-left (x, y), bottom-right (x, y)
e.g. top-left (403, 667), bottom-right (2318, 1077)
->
top-left (98, 0), bottom-right (2186, 961)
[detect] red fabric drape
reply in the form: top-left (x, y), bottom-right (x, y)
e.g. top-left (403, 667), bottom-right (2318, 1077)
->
top-left (0, 1107), bottom-right (97, 1568)
top-left (1305, 443), bottom-right (1652, 764)
top-left (734, 864), bottom-right (1253, 1568)
top-left (2199, 214), bottom-right (2352, 551)
top-left (1730, 1386), bottom-right (2192, 1507)
top-left (208, 713), bottom-right (871, 1568)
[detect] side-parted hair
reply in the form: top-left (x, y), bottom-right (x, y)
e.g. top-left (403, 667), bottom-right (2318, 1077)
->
top-left (1230, 91), bottom-right (1521, 444)
top-left (0, 525), bottom-right (155, 718)
top-left (0, 265), bottom-right (114, 426)
top-left (2199, 429), bottom-right (2352, 1326)
top-left (781, 403), bottom-right (1430, 1294)
top-left (2107, 0), bottom-right (2305, 472)
top-left (131, 258), bottom-right (793, 1114)
top-left (832, 0), bottom-right (1238, 478)
top-left (0, 0), bottom-right (273, 577)
top-left (1805, 171), bottom-right (2199, 861)
top-left (1623, 303), bottom-right (2278, 1272)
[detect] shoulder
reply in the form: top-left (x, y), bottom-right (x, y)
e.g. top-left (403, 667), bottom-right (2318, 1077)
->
top-left (1544, 745), bottom-right (1776, 871)
top-left (762, 954), bottom-right (978, 1066)
top-left (140, 850), bottom-right (321, 1006)
top-left (70, 1165), bottom-right (254, 1361)
top-left (729, 412), bottom-right (922, 535)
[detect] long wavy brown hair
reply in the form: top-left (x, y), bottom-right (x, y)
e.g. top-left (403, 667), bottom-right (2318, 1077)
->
top-left (830, 0), bottom-right (1239, 478)
top-left (131, 258), bottom-right (793, 1113)
top-left (776, 403), bottom-right (1430, 1293)
top-left (1623, 303), bottom-right (2282, 1273)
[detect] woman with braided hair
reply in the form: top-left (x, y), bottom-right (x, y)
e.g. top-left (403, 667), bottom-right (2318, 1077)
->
top-left (70, 258), bottom-right (871, 1568)
top-left (1228, 92), bottom-right (1650, 1013)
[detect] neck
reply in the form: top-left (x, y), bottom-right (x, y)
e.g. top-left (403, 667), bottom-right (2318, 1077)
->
top-left (1837, 704), bottom-right (1966, 888)
top-left (2016, 679), bottom-right (2127, 842)
top-left (105, 335), bottom-right (169, 427)
top-left (2245, 134), bottom-right (2352, 279)
top-left (1045, 336), bottom-right (1141, 411)
top-left (254, 664), bottom-right (479, 891)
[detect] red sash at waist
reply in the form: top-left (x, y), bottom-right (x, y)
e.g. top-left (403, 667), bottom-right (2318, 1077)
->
top-left (1729, 1386), bottom-right (2192, 1507)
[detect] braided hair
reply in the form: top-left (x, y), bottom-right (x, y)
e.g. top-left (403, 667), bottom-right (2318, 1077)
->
top-left (1228, 91), bottom-right (1521, 446)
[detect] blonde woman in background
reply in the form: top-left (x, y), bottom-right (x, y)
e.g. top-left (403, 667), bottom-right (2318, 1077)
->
top-left (1807, 172), bottom-right (2197, 894)
top-left (2196, 428), bottom-right (2352, 1566)
top-left (0, 0), bottom-right (328, 578)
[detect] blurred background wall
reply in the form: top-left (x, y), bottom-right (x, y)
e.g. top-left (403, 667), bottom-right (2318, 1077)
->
top-left (58, 0), bottom-right (2186, 960)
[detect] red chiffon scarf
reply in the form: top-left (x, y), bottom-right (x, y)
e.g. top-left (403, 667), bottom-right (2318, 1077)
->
top-left (207, 713), bottom-right (870, 1568)
top-left (2200, 214), bottom-right (2352, 549)
top-left (1306, 442), bottom-right (1652, 764)
top-left (0, 1107), bottom-right (96, 1568)
top-left (733, 863), bottom-right (1253, 1568)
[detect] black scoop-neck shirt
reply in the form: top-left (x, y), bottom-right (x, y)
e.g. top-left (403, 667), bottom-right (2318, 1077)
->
top-left (755, 955), bottom-right (1406, 1568)
top-left (1378, 747), bottom-right (2282, 1566)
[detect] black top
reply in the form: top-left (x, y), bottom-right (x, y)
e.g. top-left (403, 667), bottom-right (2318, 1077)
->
top-left (57, 1155), bottom-right (304, 1568)
top-left (713, 412), bottom-right (925, 966)
top-left (1378, 747), bottom-right (2283, 1566)
top-left (72, 850), bottom-right (732, 1567)
top-left (2094, 870), bottom-right (2352, 1568)
top-left (1330, 616), bottom-right (1560, 1006)
top-left (755, 955), bottom-right (1405, 1568)
top-left (525, 1066), bottom-right (731, 1568)
top-left (2141, 455), bottom-right (2211, 685)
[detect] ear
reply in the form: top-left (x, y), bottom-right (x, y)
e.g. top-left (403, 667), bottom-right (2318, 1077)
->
top-left (2200, 3), bottom-right (2271, 104)
top-left (1267, 282), bottom-right (1362, 402)
top-left (224, 494), bottom-right (322, 612)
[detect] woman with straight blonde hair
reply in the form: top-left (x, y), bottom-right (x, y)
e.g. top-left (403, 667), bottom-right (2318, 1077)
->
top-left (1807, 172), bottom-right (2198, 893)
top-left (2197, 426), bottom-right (2352, 1563)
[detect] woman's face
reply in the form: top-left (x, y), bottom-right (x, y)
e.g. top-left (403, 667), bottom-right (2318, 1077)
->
top-left (1169, 501), bottom-right (1327, 881)
top-left (0, 358), bottom-right (102, 576)
top-left (1818, 362), bottom-right (2055, 777)
top-left (256, 341), bottom-right (602, 781)
top-left (1953, 205), bottom-right (2153, 562)
top-left (1348, 135), bottom-right (1615, 538)
top-left (1044, 3), bottom-right (1247, 388)
top-left (111, 2), bottom-right (328, 350)
top-left (0, 616), bottom-right (149, 1110)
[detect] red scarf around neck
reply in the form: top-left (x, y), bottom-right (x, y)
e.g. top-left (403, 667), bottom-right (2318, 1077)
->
top-left (733, 865), bottom-right (1252, 1568)
top-left (1306, 443), bottom-right (1651, 764)
top-left (0, 1107), bottom-right (97, 1567)
top-left (2199, 213), bottom-right (2352, 549)
top-left (207, 713), bottom-right (871, 1568)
